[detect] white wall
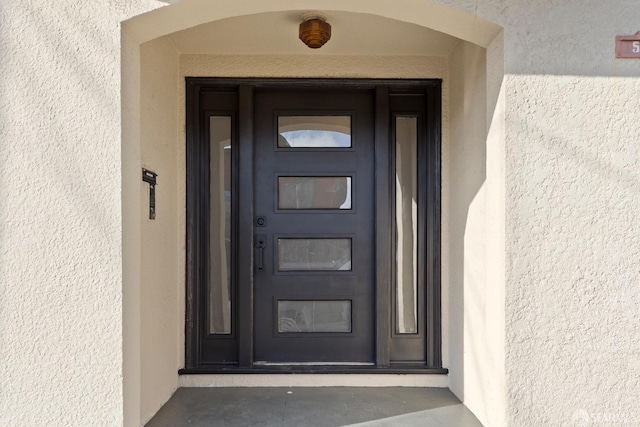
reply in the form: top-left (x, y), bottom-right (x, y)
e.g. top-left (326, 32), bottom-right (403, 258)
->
top-left (483, 30), bottom-right (507, 426)
top-left (0, 1), bottom-right (160, 426)
top-left (3, 0), bottom-right (639, 426)
top-left (446, 35), bottom-right (507, 427)
top-left (0, 1), bottom-right (498, 425)
top-left (139, 37), bottom-right (180, 424)
top-left (499, 3), bottom-right (640, 425)
top-left (447, 40), bottom-right (507, 427)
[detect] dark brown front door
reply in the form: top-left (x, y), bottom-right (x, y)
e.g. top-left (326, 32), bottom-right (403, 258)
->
top-left (253, 89), bottom-right (375, 364)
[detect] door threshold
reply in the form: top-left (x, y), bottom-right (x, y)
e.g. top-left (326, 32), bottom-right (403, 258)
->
top-left (178, 372), bottom-right (450, 388)
top-left (179, 366), bottom-right (448, 375)
top-left (254, 361), bottom-right (375, 367)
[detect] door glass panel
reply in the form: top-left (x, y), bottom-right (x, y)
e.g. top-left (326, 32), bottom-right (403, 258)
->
top-left (278, 176), bottom-right (352, 210)
top-left (278, 300), bottom-right (352, 332)
top-left (278, 116), bottom-right (351, 148)
top-left (395, 117), bottom-right (418, 334)
top-left (278, 238), bottom-right (352, 271)
top-left (209, 116), bottom-right (232, 334)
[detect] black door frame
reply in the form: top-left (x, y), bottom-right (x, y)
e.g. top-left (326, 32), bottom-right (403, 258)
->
top-left (182, 78), bottom-right (445, 374)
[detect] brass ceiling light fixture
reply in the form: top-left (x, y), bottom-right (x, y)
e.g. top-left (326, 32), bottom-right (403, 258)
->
top-left (299, 12), bottom-right (331, 49)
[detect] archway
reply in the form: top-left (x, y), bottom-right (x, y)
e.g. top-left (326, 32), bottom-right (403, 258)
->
top-left (121, 2), bottom-right (504, 425)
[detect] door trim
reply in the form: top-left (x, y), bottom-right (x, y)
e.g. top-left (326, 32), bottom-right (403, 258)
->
top-left (183, 78), bottom-right (444, 374)
top-left (374, 86), bottom-right (391, 367)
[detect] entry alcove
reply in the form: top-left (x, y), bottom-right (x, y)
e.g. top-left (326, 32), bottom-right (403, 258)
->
top-left (122, 3), bottom-right (504, 425)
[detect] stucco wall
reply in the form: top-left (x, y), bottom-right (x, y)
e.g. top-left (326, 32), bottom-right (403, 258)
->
top-left (0, 1), bottom-right (160, 426)
top-left (493, 3), bottom-right (640, 426)
top-left (446, 36), bottom-right (506, 427)
top-left (506, 75), bottom-right (640, 426)
top-left (139, 37), bottom-right (180, 424)
top-left (3, 0), bottom-right (640, 426)
top-left (445, 36), bottom-right (508, 427)
top-left (447, 2), bottom-right (640, 425)
top-left (483, 30), bottom-right (507, 426)
top-left (448, 40), bottom-right (489, 426)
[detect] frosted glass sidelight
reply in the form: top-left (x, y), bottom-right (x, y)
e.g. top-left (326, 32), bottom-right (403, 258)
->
top-left (395, 117), bottom-right (418, 334)
top-left (278, 238), bottom-right (352, 271)
top-left (278, 116), bottom-right (351, 148)
top-left (278, 300), bottom-right (352, 332)
top-left (278, 176), bottom-right (352, 210)
top-left (209, 116), bottom-right (232, 334)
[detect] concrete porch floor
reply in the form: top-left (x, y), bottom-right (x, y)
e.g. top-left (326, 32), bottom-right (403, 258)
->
top-left (145, 387), bottom-right (483, 427)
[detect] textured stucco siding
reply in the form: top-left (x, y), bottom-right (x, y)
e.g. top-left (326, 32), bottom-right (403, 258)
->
top-left (0, 1), bottom-right (161, 426)
top-left (497, 2), bottom-right (640, 426)
top-left (505, 74), bottom-right (640, 425)
top-left (445, 1), bottom-right (640, 424)
top-left (139, 37), bottom-right (180, 424)
top-left (2, 0), bottom-right (640, 426)
top-left (506, 74), bottom-right (640, 426)
top-left (448, 40), bottom-right (506, 427)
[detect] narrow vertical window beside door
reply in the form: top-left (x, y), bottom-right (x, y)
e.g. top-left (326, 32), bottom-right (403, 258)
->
top-left (209, 116), bottom-right (232, 334)
top-left (395, 117), bottom-right (418, 334)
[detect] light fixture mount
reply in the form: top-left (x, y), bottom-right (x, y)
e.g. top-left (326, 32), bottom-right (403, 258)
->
top-left (299, 12), bottom-right (331, 49)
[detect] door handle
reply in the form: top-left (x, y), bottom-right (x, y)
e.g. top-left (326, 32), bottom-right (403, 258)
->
top-left (255, 234), bottom-right (266, 271)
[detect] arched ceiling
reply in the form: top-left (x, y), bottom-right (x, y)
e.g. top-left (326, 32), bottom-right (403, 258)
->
top-left (168, 11), bottom-right (461, 56)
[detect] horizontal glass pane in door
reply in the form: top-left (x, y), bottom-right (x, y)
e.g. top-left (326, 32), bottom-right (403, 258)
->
top-left (278, 176), bottom-right (352, 210)
top-left (278, 300), bottom-right (352, 332)
top-left (278, 238), bottom-right (352, 271)
top-left (278, 116), bottom-right (351, 148)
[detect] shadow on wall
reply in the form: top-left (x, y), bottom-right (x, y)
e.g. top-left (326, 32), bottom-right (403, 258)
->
top-left (446, 39), bottom-right (493, 412)
top-left (0, 0), bottom-right (122, 328)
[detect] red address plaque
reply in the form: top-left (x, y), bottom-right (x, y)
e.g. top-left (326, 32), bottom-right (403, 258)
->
top-left (616, 31), bottom-right (640, 58)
